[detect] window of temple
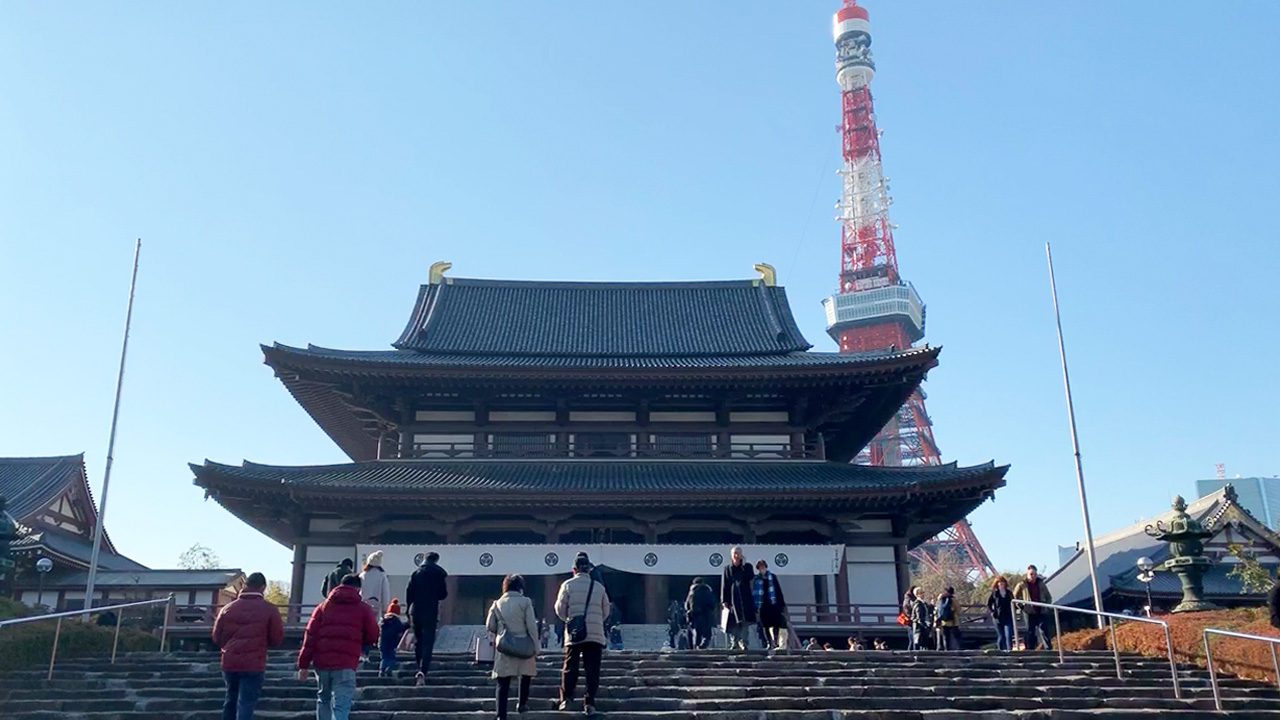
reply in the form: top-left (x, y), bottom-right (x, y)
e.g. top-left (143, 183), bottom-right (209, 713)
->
top-left (412, 433), bottom-right (475, 457)
top-left (489, 432), bottom-right (556, 457)
top-left (649, 433), bottom-right (716, 458)
top-left (729, 434), bottom-right (791, 458)
top-left (570, 432), bottom-right (635, 458)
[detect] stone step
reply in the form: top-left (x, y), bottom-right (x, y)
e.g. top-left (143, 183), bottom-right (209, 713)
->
top-left (11, 711), bottom-right (1280, 720)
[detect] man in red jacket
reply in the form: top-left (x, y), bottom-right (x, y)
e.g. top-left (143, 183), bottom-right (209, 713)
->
top-left (212, 572), bottom-right (284, 720)
top-left (297, 573), bottom-right (379, 720)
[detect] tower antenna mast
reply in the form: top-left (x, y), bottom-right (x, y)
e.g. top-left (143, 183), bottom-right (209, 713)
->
top-left (823, 0), bottom-right (996, 581)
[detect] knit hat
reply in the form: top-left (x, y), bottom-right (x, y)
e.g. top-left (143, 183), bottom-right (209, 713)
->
top-left (386, 598), bottom-right (402, 616)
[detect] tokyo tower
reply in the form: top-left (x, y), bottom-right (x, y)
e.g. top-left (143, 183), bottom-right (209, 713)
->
top-left (822, 0), bottom-right (996, 581)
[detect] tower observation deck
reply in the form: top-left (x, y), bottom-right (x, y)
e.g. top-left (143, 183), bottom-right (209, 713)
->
top-left (824, 0), bottom-right (997, 581)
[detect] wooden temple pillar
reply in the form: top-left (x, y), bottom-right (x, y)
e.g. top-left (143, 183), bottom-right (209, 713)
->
top-left (642, 523), bottom-right (666, 624)
top-left (543, 521), bottom-right (561, 620)
top-left (441, 525), bottom-right (460, 624)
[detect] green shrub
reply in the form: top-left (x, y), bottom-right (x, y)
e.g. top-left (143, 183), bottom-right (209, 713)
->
top-left (0, 618), bottom-right (158, 672)
top-left (0, 595), bottom-right (30, 619)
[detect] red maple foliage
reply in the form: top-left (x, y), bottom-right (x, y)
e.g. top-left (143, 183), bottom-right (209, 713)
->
top-left (1060, 607), bottom-right (1280, 684)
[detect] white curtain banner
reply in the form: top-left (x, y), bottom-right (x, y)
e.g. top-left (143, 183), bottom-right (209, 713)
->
top-left (359, 544), bottom-right (844, 577)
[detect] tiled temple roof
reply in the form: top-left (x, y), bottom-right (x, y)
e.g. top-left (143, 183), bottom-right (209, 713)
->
top-left (392, 278), bottom-right (811, 357)
top-left (194, 458), bottom-right (1006, 500)
top-left (0, 454), bottom-right (87, 522)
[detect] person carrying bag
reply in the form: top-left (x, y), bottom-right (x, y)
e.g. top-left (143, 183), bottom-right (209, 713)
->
top-left (486, 574), bottom-right (538, 720)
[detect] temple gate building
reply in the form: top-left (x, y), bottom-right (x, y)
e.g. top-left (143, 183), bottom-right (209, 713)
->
top-left (191, 265), bottom-right (1008, 628)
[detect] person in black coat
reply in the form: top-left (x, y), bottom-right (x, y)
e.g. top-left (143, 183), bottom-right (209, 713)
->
top-left (753, 559), bottom-right (789, 650)
top-left (720, 546), bottom-right (757, 651)
top-left (405, 552), bottom-right (449, 684)
top-left (987, 577), bottom-right (1015, 651)
top-left (685, 577), bottom-right (717, 649)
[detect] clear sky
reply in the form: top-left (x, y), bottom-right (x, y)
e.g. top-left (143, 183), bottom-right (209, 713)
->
top-left (2, 2), bottom-right (1277, 587)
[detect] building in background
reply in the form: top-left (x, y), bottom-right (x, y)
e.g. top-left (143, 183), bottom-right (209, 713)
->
top-left (1049, 485), bottom-right (1280, 613)
top-left (1196, 476), bottom-right (1280, 529)
top-left (1, 454), bottom-right (244, 612)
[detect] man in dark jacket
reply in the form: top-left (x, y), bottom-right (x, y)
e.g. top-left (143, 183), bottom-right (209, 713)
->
top-left (685, 577), bottom-right (717, 649)
top-left (321, 559), bottom-right (353, 597)
top-left (212, 572), bottom-right (284, 720)
top-left (935, 587), bottom-right (960, 651)
top-left (720, 546), bottom-right (757, 650)
top-left (404, 551), bottom-right (449, 685)
top-left (298, 574), bottom-right (379, 720)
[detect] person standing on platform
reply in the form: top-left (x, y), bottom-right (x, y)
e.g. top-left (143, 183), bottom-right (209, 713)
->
top-left (753, 559), bottom-right (789, 650)
top-left (297, 574), bottom-right (379, 720)
top-left (405, 551), bottom-right (449, 686)
top-left (909, 587), bottom-right (933, 652)
top-left (1013, 565), bottom-right (1053, 650)
top-left (665, 599), bottom-right (685, 649)
top-left (901, 585), bottom-right (920, 650)
top-left (987, 577), bottom-right (1015, 651)
top-left (212, 572), bottom-right (284, 720)
top-left (486, 574), bottom-right (538, 720)
top-left (720, 546), bottom-right (756, 651)
top-left (321, 559), bottom-right (353, 597)
top-left (685, 577), bottom-right (717, 649)
top-left (935, 586), bottom-right (960, 651)
top-left (556, 553), bottom-right (609, 716)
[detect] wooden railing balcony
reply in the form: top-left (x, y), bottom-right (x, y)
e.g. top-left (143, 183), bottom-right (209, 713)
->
top-left (404, 441), bottom-right (823, 461)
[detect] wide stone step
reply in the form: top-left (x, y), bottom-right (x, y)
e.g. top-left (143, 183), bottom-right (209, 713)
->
top-left (11, 710), bottom-right (1280, 720)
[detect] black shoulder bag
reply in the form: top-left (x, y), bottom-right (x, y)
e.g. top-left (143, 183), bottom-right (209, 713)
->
top-left (567, 578), bottom-right (596, 644)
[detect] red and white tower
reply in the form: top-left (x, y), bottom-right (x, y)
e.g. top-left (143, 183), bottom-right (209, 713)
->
top-left (823, 0), bottom-right (997, 581)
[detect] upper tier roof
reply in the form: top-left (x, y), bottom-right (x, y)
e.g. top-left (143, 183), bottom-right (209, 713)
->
top-left (392, 278), bottom-right (812, 357)
top-left (0, 453), bottom-right (119, 556)
top-left (0, 454), bottom-right (87, 521)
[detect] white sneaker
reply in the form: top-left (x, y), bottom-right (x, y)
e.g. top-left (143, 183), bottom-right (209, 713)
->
top-left (414, 671), bottom-right (425, 687)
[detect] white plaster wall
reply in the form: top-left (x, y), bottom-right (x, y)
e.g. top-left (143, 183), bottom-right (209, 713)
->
top-left (778, 575), bottom-right (816, 608)
top-left (845, 545), bottom-right (898, 610)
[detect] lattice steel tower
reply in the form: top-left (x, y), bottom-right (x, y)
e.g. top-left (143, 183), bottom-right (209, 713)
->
top-left (822, 0), bottom-right (996, 581)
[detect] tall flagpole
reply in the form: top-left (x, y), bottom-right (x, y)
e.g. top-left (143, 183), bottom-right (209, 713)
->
top-left (1046, 242), bottom-right (1104, 628)
top-left (84, 239), bottom-right (142, 615)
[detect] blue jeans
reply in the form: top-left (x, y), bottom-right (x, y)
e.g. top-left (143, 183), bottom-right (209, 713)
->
top-left (995, 622), bottom-right (1013, 651)
top-left (314, 668), bottom-right (357, 720)
top-left (222, 671), bottom-right (264, 720)
top-left (379, 648), bottom-right (398, 674)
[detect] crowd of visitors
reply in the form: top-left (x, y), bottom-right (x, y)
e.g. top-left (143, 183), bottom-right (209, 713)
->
top-left (210, 549), bottom-right (1061, 719)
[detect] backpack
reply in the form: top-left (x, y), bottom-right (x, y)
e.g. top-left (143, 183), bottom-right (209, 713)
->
top-left (937, 596), bottom-right (955, 622)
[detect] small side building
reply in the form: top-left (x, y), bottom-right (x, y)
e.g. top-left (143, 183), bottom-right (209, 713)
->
top-left (1, 454), bottom-right (244, 612)
top-left (1048, 485), bottom-right (1280, 613)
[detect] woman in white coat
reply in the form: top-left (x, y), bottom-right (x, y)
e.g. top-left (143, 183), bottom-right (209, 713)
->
top-left (486, 574), bottom-right (538, 719)
top-left (359, 550), bottom-right (393, 612)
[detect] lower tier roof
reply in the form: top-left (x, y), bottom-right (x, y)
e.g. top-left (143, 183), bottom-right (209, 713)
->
top-left (192, 458), bottom-right (1007, 547)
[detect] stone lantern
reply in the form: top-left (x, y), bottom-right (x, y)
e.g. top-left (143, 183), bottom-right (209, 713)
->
top-left (1144, 495), bottom-right (1218, 613)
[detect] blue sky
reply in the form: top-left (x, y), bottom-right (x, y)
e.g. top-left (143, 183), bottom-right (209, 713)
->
top-left (2, 2), bottom-right (1277, 587)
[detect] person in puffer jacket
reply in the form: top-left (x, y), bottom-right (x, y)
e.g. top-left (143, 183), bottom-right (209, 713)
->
top-left (213, 572), bottom-right (284, 720)
top-left (297, 574), bottom-right (379, 720)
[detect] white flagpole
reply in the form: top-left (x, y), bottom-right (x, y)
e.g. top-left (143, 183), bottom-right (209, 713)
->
top-left (84, 239), bottom-right (141, 616)
top-left (1046, 242), bottom-right (1104, 628)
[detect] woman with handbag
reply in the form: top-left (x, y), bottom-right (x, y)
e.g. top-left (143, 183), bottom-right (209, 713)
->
top-left (485, 574), bottom-right (539, 719)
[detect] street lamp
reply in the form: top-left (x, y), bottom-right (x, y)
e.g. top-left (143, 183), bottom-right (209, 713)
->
top-left (1136, 557), bottom-right (1155, 617)
top-left (35, 556), bottom-right (53, 611)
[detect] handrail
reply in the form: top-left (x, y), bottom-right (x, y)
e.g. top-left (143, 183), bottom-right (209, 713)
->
top-left (1013, 599), bottom-right (1180, 699)
top-left (0, 595), bottom-right (174, 679)
top-left (1202, 627), bottom-right (1280, 710)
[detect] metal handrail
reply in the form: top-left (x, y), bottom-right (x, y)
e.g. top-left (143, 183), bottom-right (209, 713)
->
top-left (1202, 627), bottom-right (1280, 711)
top-left (1012, 599), bottom-right (1180, 699)
top-left (0, 595), bottom-right (174, 679)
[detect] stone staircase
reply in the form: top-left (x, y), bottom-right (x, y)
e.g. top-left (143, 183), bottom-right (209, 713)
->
top-left (5, 648), bottom-right (1280, 719)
